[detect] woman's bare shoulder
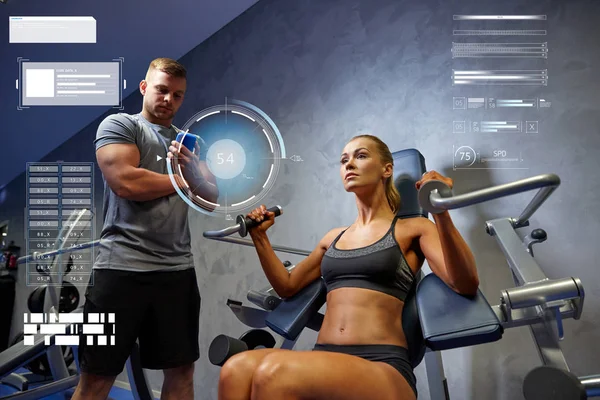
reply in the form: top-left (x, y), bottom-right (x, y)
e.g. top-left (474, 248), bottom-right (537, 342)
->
top-left (392, 216), bottom-right (431, 241)
top-left (318, 226), bottom-right (349, 249)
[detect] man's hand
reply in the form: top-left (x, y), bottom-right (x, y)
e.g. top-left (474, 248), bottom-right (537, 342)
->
top-left (168, 140), bottom-right (206, 193)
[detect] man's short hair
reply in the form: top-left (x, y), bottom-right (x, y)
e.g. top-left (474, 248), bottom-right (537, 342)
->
top-left (147, 58), bottom-right (187, 79)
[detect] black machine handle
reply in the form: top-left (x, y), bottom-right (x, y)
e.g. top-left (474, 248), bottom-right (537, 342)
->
top-left (236, 206), bottom-right (283, 237)
top-left (203, 206), bottom-right (283, 238)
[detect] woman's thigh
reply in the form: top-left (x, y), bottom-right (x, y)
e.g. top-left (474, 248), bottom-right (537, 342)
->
top-left (252, 349), bottom-right (416, 400)
top-left (220, 348), bottom-right (291, 380)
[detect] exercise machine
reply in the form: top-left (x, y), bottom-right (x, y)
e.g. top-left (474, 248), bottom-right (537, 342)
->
top-left (0, 210), bottom-right (155, 399)
top-left (204, 148), bottom-right (599, 399)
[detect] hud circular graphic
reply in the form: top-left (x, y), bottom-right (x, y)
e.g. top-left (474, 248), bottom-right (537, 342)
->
top-left (168, 99), bottom-right (286, 216)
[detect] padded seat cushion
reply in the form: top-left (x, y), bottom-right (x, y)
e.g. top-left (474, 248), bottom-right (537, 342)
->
top-left (265, 279), bottom-right (327, 341)
top-left (416, 274), bottom-right (503, 351)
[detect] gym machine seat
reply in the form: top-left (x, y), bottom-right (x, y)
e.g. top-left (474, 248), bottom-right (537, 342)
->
top-left (0, 334), bottom-right (48, 381)
top-left (415, 274), bottom-right (501, 351)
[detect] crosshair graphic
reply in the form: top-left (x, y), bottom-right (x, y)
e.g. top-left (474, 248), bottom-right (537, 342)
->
top-left (168, 99), bottom-right (287, 217)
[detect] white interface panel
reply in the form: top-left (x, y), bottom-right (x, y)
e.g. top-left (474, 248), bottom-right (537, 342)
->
top-left (20, 62), bottom-right (121, 107)
top-left (9, 17), bottom-right (96, 44)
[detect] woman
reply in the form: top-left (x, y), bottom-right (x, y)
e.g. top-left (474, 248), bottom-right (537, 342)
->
top-left (218, 135), bottom-right (479, 400)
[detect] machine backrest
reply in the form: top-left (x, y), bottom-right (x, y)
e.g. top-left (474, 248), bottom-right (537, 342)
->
top-left (392, 148), bottom-right (428, 220)
top-left (392, 148), bottom-right (428, 368)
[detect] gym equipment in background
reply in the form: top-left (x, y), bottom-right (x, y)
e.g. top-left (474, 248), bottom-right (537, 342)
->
top-left (0, 211), bottom-right (155, 400)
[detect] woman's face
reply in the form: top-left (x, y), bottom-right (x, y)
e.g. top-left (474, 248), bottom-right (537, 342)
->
top-left (339, 138), bottom-right (391, 192)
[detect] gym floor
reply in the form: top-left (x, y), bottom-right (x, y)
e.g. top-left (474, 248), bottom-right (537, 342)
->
top-left (0, 368), bottom-right (155, 400)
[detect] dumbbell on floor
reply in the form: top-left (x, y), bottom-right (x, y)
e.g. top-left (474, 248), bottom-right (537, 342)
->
top-left (209, 329), bottom-right (276, 366)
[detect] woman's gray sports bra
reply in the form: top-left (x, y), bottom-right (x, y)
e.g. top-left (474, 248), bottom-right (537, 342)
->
top-left (321, 217), bottom-right (415, 302)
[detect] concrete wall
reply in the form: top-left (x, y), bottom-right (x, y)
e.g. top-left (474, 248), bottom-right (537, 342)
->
top-left (1, 0), bottom-right (598, 398)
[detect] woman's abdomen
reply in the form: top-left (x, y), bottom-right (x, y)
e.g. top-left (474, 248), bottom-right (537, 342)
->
top-left (316, 288), bottom-right (408, 347)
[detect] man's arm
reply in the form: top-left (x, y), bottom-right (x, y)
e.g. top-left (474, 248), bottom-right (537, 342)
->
top-left (97, 143), bottom-right (176, 202)
top-left (169, 139), bottom-right (219, 204)
top-left (190, 159), bottom-right (219, 203)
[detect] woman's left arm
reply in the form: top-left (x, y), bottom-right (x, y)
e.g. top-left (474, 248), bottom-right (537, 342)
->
top-left (415, 171), bottom-right (479, 295)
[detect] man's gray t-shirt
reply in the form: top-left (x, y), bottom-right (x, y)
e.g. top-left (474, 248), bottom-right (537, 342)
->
top-left (93, 112), bottom-right (206, 272)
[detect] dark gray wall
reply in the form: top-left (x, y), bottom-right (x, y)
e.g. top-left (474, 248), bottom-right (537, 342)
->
top-left (1, 0), bottom-right (599, 398)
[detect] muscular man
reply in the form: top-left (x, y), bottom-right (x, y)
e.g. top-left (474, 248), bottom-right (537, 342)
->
top-left (72, 58), bottom-right (218, 400)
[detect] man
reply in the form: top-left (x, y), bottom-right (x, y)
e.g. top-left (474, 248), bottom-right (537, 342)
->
top-left (72, 58), bottom-right (218, 400)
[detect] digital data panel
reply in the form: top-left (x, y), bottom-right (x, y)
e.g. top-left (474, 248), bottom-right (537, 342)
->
top-left (19, 60), bottom-right (124, 108)
top-left (453, 145), bottom-right (527, 170)
top-left (9, 16), bottom-right (97, 44)
top-left (451, 13), bottom-right (548, 170)
top-left (26, 163), bottom-right (95, 287)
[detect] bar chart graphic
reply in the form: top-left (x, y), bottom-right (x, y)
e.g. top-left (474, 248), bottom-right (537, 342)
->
top-left (453, 97), bottom-right (551, 110)
top-left (452, 121), bottom-right (539, 133)
top-left (491, 99), bottom-right (537, 108)
top-left (452, 70), bottom-right (548, 86)
top-left (453, 29), bottom-right (547, 36)
top-left (453, 15), bottom-right (547, 20)
top-left (478, 121), bottom-right (521, 133)
top-left (452, 43), bottom-right (548, 58)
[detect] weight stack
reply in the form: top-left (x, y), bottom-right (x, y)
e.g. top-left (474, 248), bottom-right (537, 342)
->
top-left (0, 275), bottom-right (16, 352)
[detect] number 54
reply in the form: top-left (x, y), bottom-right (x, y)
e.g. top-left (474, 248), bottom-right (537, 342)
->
top-left (217, 153), bottom-right (234, 164)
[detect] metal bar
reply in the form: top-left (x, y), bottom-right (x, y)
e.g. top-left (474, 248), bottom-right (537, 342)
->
top-left (42, 208), bottom-right (90, 264)
top-left (126, 342), bottom-right (154, 400)
top-left (492, 237), bottom-right (573, 369)
top-left (278, 338), bottom-right (298, 350)
top-left (528, 307), bottom-right (570, 370)
top-left (203, 225), bottom-right (241, 238)
top-left (205, 236), bottom-right (311, 257)
top-left (252, 264), bottom-right (296, 299)
top-left (17, 239), bottom-right (99, 264)
top-left (71, 346), bottom-right (81, 373)
top-left (247, 290), bottom-right (281, 311)
top-left (486, 218), bottom-right (548, 284)
top-left (503, 278), bottom-right (580, 309)
top-left (0, 375), bottom-right (79, 399)
top-left (580, 375), bottom-right (600, 397)
top-left (514, 184), bottom-right (559, 227)
top-left (492, 302), bottom-right (577, 330)
top-left (46, 345), bottom-right (70, 380)
top-left (424, 350), bottom-right (450, 400)
top-left (429, 174), bottom-right (560, 223)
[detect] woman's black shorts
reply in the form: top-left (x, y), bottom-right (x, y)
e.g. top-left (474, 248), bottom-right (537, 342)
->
top-left (313, 343), bottom-right (417, 397)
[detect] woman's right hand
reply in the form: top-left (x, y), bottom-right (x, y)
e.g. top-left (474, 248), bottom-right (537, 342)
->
top-left (247, 204), bottom-right (276, 234)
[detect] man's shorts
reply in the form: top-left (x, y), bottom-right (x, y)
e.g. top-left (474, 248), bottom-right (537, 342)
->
top-left (78, 268), bottom-right (201, 376)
